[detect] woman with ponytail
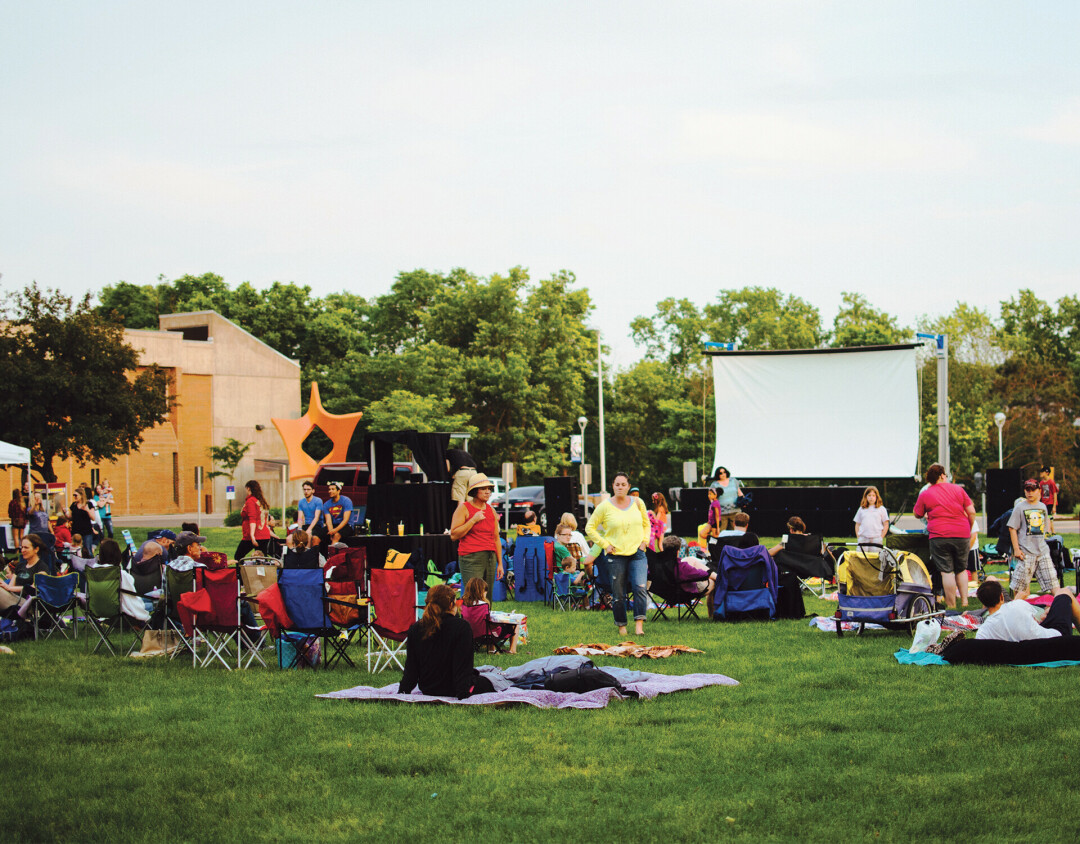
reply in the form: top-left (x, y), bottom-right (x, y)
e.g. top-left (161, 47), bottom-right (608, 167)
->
top-left (398, 584), bottom-right (495, 698)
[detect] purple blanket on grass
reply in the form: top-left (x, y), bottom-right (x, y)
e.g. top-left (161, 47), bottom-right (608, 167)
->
top-left (317, 672), bottom-right (739, 709)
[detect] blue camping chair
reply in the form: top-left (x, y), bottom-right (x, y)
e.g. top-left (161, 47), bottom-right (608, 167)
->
top-left (277, 568), bottom-right (361, 669)
top-left (33, 571), bottom-right (80, 640)
top-left (713, 545), bottom-right (778, 621)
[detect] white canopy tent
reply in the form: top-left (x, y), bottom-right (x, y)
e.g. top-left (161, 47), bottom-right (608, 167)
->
top-left (0, 439), bottom-right (31, 475)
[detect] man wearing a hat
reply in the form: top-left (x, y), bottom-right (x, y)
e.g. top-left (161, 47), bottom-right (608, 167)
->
top-left (168, 531), bottom-right (208, 572)
top-left (133, 529), bottom-right (177, 565)
top-left (449, 473), bottom-right (503, 596)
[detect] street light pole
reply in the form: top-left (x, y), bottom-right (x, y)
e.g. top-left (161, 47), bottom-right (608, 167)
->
top-left (994, 412), bottom-right (1006, 469)
top-left (577, 415), bottom-right (589, 518)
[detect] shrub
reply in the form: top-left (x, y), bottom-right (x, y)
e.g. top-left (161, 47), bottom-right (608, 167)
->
top-left (223, 506), bottom-right (298, 527)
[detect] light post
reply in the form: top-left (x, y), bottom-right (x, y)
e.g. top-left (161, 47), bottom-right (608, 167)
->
top-left (577, 416), bottom-right (589, 517)
top-left (994, 412), bottom-right (1006, 468)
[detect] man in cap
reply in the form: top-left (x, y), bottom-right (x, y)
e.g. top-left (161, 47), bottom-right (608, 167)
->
top-left (134, 529), bottom-right (177, 565)
top-left (168, 531), bottom-right (208, 572)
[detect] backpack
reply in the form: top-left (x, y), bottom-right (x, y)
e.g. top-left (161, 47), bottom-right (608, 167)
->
top-left (0, 617), bottom-right (22, 643)
top-left (543, 663), bottom-right (638, 697)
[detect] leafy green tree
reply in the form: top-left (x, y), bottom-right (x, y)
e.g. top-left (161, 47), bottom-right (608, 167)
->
top-left (917, 303), bottom-right (1005, 366)
top-left (0, 284), bottom-right (171, 483)
top-left (207, 437), bottom-right (253, 513)
top-left (96, 280), bottom-right (162, 328)
top-left (831, 292), bottom-right (909, 347)
top-left (632, 287), bottom-right (824, 373)
top-left (365, 390), bottom-right (476, 435)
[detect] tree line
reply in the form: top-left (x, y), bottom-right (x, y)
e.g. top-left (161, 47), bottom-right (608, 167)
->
top-left (3, 273), bottom-right (1077, 512)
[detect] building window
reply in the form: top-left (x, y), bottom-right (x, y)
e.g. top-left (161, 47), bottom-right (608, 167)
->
top-left (172, 453), bottom-right (180, 506)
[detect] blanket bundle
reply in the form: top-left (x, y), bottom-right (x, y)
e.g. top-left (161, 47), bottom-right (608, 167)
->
top-left (318, 655), bottom-right (735, 708)
top-left (551, 642), bottom-right (704, 659)
top-left (318, 669), bottom-right (737, 709)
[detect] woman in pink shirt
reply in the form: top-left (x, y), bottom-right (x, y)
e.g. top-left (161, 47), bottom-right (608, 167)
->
top-left (913, 463), bottom-right (976, 609)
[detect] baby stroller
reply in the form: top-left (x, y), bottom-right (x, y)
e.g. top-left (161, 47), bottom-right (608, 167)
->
top-left (830, 542), bottom-right (942, 637)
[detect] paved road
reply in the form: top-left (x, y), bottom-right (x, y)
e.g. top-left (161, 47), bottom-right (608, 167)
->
top-left (115, 512), bottom-right (227, 529)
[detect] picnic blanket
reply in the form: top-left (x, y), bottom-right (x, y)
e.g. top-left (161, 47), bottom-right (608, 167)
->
top-left (941, 612), bottom-right (982, 631)
top-left (318, 671), bottom-right (738, 709)
top-left (551, 642), bottom-right (704, 659)
top-left (893, 649), bottom-right (1080, 669)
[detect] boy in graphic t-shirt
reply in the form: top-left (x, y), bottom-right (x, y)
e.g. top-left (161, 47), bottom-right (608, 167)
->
top-left (1008, 479), bottom-right (1056, 596)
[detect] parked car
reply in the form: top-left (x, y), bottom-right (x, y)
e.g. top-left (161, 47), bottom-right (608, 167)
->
top-left (496, 485), bottom-right (547, 529)
top-left (488, 478), bottom-right (508, 507)
top-left (312, 461), bottom-right (417, 504)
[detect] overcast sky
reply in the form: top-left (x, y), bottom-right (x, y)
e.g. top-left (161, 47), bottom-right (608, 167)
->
top-left (3, 2), bottom-right (1078, 367)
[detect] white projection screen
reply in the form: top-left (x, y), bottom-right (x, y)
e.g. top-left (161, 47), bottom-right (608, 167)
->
top-left (710, 345), bottom-right (919, 479)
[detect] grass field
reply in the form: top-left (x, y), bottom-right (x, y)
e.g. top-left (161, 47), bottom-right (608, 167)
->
top-left (3, 528), bottom-right (1079, 843)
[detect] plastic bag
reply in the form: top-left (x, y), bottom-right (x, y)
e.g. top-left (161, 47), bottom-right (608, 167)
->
top-left (909, 618), bottom-right (941, 653)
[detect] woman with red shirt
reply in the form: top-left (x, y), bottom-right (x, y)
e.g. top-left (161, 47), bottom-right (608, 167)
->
top-left (449, 473), bottom-right (503, 597)
top-left (234, 480), bottom-right (273, 561)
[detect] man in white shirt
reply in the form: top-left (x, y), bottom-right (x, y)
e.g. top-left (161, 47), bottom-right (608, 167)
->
top-left (975, 579), bottom-right (1080, 642)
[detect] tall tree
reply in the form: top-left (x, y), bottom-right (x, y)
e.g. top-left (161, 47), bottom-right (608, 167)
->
top-left (0, 284), bottom-right (171, 482)
top-left (632, 287), bottom-right (824, 373)
top-left (831, 292), bottom-right (909, 347)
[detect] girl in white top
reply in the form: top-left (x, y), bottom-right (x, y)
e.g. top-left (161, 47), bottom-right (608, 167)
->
top-left (854, 486), bottom-right (889, 546)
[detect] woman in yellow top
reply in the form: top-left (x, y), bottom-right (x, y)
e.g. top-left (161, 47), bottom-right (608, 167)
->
top-left (586, 471), bottom-right (651, 637)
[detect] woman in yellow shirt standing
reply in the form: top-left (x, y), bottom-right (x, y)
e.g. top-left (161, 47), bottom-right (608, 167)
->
top-left (586, 471), bottom-right (651, 637)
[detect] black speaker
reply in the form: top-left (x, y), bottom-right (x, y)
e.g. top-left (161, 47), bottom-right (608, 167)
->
top-left (986, 468), bottom-right (1022, 532)
top-left (544, 476), bottom-right (580, 535)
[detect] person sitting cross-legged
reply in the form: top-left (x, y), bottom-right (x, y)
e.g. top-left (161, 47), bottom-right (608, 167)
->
top-left (974, 578), bottom-right (1080, 643)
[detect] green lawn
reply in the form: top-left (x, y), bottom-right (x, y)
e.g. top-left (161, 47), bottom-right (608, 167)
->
top-left (3, 528), bottom-right (1079, 842)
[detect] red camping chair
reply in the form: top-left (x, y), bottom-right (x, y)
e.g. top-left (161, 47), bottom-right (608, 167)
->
top-left (184, 567), bottom-right (265, 669)
top-left (325, 547), bottom-right (366, 592)
top-left (367, 568), bottom-right (416, 673)
top-left (460, 603), bottom-right (514, 653)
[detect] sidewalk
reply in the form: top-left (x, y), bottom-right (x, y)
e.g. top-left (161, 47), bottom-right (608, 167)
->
top-left (114, 512), bottom-right (227, 529)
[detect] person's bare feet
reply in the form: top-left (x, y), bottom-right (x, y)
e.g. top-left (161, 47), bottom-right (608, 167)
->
top-left (617, 626), bottom-right (628, 636)
top-left (634, 625), bottom-right (644, 637)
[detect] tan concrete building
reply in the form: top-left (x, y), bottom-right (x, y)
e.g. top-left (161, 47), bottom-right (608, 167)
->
top-left (3, 311), bottom-right (301, 519)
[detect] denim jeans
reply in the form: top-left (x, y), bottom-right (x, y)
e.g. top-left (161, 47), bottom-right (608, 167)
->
top-left (605, 549), bottom-right (648, 626)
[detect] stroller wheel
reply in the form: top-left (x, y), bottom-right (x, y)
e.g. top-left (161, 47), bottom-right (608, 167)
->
top-left (906, 595), bottom-right (932, 634)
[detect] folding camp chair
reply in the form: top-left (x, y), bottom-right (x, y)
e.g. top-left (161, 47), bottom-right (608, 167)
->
top-left (772, 534), bottom-right (835, 598)
top-left (277, 568), bottom-right (362, 669)
top-left (460, 603), bottom-right (515, 653)
top-left (367, 568), bottom-right (416, 673)
top-left (238, 560), bottom-right (279, 655)
top-left (645, 547), bottom-right (711, 620)
top-left (84, 565), bottom-right (145, 656)
top-left (32, 571), bottom-right (80, 641)
top-left (713, 545), bottom-right (778, 621)
top-left (189, 567), bottom-right (265, 669)
top-left (163, 567), bottom-right (196, 661)
top-left (549, 571), bottom-right (590, 611)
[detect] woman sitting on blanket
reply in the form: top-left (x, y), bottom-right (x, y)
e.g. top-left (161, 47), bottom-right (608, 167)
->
top-left (398, 584), bottom-right (496, 699)
top-left (462, 577), bottom-right (519, 653)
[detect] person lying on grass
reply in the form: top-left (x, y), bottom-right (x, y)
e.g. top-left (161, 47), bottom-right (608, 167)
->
top-left (462, 577), bottom-right (519, 654)
top-left (398, 584), bottom-right (496, 698)
top-left (974, 578), bottom-right (1080, 642)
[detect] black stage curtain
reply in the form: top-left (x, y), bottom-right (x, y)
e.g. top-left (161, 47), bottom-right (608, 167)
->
top-left (364, 482), bottom-right (453, 536)
top-left (362, 431), bottom-right (452, 482)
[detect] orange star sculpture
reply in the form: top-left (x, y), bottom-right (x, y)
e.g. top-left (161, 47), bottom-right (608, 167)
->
top-left (272, 382), bottom-right (363, 480)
